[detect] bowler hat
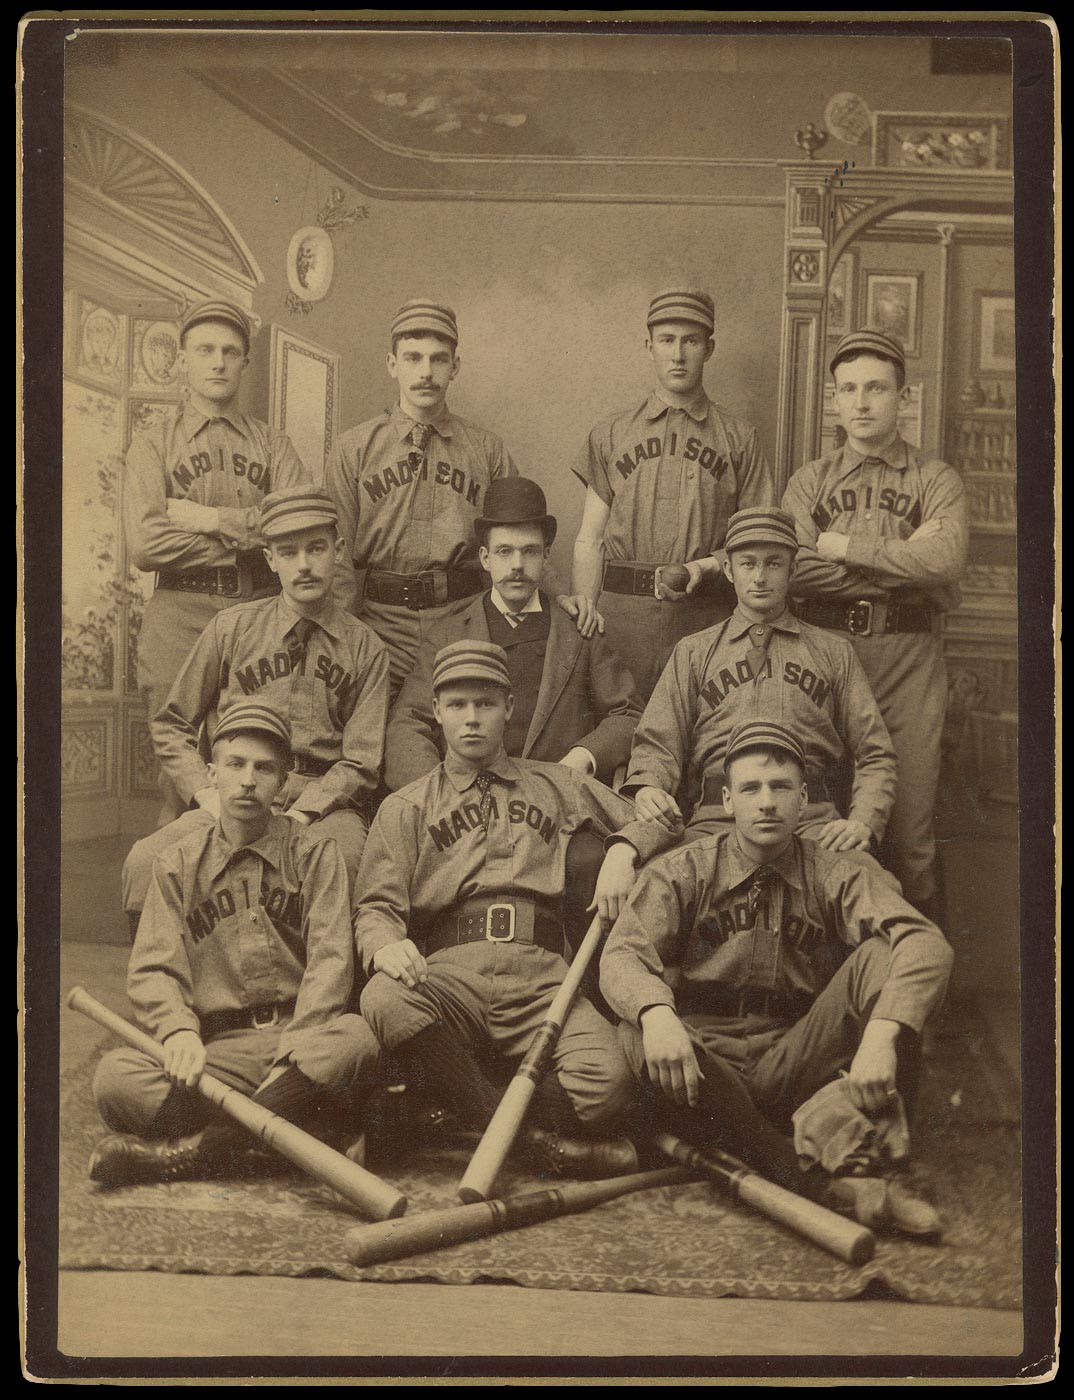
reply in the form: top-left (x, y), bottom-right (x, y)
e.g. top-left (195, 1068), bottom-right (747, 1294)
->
top-left (475, 477), bottom-right (557, 546)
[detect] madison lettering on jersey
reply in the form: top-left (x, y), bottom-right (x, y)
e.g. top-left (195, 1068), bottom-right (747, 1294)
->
top-left (227, 645), bottom-right (364, 707)
top-left (428, 798), bottom-right (558, 852)
top-left (613, 433), bottom-right (730, 484)
top-left (699, 657), bottom-right (831, 711)
top-left (171, 449), bottom-right (272, 493)
top-left (362, 455), bottom-right (484, 507)
top-left (186, 879), bottom-right (301, 944)
top-left (698, 901), bottom-right (826, 952)
top-left (812, 485), bottom-right (923, 531)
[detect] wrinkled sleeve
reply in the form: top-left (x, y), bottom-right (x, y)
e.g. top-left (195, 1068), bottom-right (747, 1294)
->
top-left (352, 797), bottom-right (421, 975)
top-left (826, 859), bottom-right (954, 1033)
top-left (127, 863), bottom-right (200, 1043)
top-left (734, 425), bottom-right (776, 512)
top-left (123, 432), bottom-right (234, 571)
top-left (292, 635), bottom-right (391, 818)
top-left (844, 465), bottom-right (968, 588)
top-left (490, 433), bottom-right (518, 481)
top-left (599, 857), bottom-right (698, 1025)
top-left (782, 463), bottom-right (859, 598)
top-left (571, 422), bottom-right (614, 505)
top-left (620, 642), bottom-right (696, 800)
top-left (325, 436), bottom-right (361, 613)
top-left (383, 636), bottom-right (443, 791)
top-left (276, 835), bottom-right (356, 1063)
top-left (571, 773), bottom-right (678, 867)
top-left (150, 615), bottom-right (226, 804)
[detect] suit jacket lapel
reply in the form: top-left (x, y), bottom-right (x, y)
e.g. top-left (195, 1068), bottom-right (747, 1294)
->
top-left (524, 598), bottom-right (582, 756)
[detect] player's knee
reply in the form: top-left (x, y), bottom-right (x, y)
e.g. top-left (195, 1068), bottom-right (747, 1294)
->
top-left (92, 1047), bottom-right (165, 1134)
top-left (560, 1049), bottom-right (635, 1128)
top-left (359, 971), bottom-right (424, 1045)
top-left (121, 839), bottom-right (155, 914)
top-left (292, 1013), bottom-right (382, 1094)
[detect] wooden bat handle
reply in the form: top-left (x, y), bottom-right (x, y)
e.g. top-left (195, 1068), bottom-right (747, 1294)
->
top-left (654, 1132), bottom-right (874, 1266)
top-left (346, 1166), bottom-right (694, 1266)
top-left (456, 914), bottom-right (605, 1204)
top-left (67, 985), bottom-right (407, 1222)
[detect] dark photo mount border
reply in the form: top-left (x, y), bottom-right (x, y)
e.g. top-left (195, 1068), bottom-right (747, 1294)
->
top-left (20, 11), bottom-right (1057, 1382)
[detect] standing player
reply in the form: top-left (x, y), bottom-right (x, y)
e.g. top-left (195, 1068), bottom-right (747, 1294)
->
top-left (90, 704), bottom-right (381, 1186)
top-left (623, 507), bottom-right (896, 853)
top-left (121, 487), bottom-right (390, 926)
top-left (601, 721), bottom-right (952, 1238)
top-left (326, 299), bottom-right (518, 695)
top-left (353, 641), bottom-right (672, 1175)
top-left (569, 288), bottom-right (775, 700)
top-left (124, 299), bottom-right (310, 823)
top-left (782, 329), bottom-right (969, 916)
top-left (385, 476), bottom-right (640, 791)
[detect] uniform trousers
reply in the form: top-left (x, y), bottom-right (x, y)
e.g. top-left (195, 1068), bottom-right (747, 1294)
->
top-left (361, 942), bottom-right (634, 1129)
top-left (93, 1013), bottom-right (381, 1138)
top-left (847, 632), bottom-right (947, 907)
top-left (618, 936), bottom-right (910, 1136)
top-left (357, 595), bottom-right (480, 698)
top-left (122, 807), bottom-right (369, 916)
top-left (598, 589), bottom-right (733, 706)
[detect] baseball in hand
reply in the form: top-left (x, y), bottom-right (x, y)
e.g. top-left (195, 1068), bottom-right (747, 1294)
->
top-left (660, 564), bottom-right (691, 593)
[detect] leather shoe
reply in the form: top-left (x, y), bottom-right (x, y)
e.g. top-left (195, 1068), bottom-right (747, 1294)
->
top-left (525, 1127), bottom-right (639, 1179)
top-left (825, 1174), bottom-right (942, 1240)
top-left (88, 1132), bottom-right (218, 1186)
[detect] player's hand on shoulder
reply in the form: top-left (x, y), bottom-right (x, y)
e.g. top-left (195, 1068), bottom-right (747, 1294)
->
top-left (814, 818), bottom-right (873, 852)
top-left (372, 939), bottom-right (429, 988)
top-left (556, 593), bottom-right (605, 638)
top-left (163, 1030), bottom-right (207, 1089)
top-left (634, 786), bottom-right (683, 830)
top-left (640, 1005), bottom-right (705, 1108)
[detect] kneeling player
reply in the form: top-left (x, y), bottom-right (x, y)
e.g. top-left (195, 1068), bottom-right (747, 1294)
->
top-left (600, 720), bottom-right (953, 1237)
top-left (91, 703), bottom-right (380, 1185)
top-left (353, 640), bottom-right (671, 1177)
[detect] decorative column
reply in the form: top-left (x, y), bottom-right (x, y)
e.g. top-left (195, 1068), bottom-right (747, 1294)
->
top-left (934, 223), bottom-right (956, 460)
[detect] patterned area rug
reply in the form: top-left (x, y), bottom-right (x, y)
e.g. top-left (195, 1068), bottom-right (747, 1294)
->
top-left (59, 1002), bottom-right (1021, 1308)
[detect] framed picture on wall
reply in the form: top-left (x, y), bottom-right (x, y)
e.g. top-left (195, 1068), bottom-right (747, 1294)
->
top-left (862, 271), bottom-right (922, 356)
top-left (269, 326), bottom-right (340, 483)
top-left (973, 291), bottom-right (1016, 377)
top-left (826, 250), bottom-right (856, 338)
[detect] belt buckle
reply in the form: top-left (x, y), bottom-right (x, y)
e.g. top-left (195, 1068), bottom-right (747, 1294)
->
top-left (485, 903), bottom-right (516, 942)
top-left (638, 569), bottom-right (656, 597)
top-left (847, 600), bottom-right (874, 637)
top-left (219, 566), bottom-right (241, 598)
top-left (251, 1004), bottom-right (280, 1029)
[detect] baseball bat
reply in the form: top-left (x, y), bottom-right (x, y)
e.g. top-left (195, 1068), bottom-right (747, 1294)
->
top-left (654, 1132), bottom-right (875, 1266)
top-left (67, 985), bottom-right (407, 1221)
top-left (456, 912), bottom-right (605, 1204)
top-left (345, 1166), bottom-right (695, 1266)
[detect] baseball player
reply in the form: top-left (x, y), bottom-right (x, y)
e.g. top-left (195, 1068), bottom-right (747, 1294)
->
top-left (782, 328), bottom-right (969, 917)
top-left (601, 720), bottom-right (953, 1238)
top-left (121, 487), bottom-right (390, 927)
top-left (385, 475), bottom-right (641, 791)
top-left (623, 507), bottom-right (897, 855)
top-left (569, 288), bottom-right (775, 701)
top-left (326, 299), bottom-right (519, 696)
top-left (90, 703), bottom-right (381, 1186)
top-left (124, 299), bottom-right (310, 823)
top-left (353, 640), bottom-right (673, 1176)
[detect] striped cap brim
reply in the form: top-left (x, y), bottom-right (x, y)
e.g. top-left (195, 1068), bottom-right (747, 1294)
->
top-left (432, 641), bottom-right (511, 692)
top-left (725, 720), bottom-right (806, 769)
top-left (829, 327), bottom-right (906, 375)
top-left (261, 488), bottom-right (338, 539)
top-left (213, 702), bottom-right (292, 752)
top-left (391, 299), bottom-right (459, 344)
top-left (647, 289), bottom-right (715, 332)
top-left (724, 507), bottom-right (799, 554)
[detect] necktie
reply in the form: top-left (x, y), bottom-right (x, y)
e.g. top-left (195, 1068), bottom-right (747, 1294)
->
top-left (474, 770), bottom-right (499, 830)
top-left (744, 866), bottom-right (781, 993)
top-left (746, 622), bottom-right (772, 682)
top-left (407, 421), bottom-right (433, 466)
top-left (290, 616), bottom-right (315, 665)
top-left (506, 612), bottom-right (526, 628)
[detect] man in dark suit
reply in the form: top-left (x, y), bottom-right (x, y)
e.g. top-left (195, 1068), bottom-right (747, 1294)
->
top-left (385, 477), bottom-right (641, 792)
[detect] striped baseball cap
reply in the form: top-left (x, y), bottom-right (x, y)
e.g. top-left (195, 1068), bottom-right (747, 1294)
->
top-left (390, 299), bottom-right (459, 345)
top-left (829, 326), bottom-right (906, 376)
top-left (213, 702), bottom-right (293, 757)
top-left (180, 298), bottom-right (251, 353)
top-left (725, 720), bottom-right (806, 771)
top-left (724, 507), bottom-right (799, 555)
top-left (432, 640), bottom-right (511, 693)
top-left (260, 486), bottom-right (338, 539)
top-left (647, 288), bottom-right (715, 333)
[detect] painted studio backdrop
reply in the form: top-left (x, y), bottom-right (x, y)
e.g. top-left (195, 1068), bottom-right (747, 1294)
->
top-left (60, 29), bottom-right (1015, 843)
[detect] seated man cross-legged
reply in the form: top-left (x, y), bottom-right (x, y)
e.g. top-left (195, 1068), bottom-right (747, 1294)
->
top-left (91, 704), bottom-right (381, 1186)
top-left (354, 640), bottom-right (672, 1178)
top-left (600, 720), bottom-right (954, 1238)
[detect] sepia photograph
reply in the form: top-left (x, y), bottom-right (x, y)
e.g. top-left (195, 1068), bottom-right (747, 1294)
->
top-left (21, 12), bottom-right (1056, 1384)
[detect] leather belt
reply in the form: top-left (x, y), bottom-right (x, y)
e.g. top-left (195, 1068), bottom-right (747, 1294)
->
top-left (421, 899), bottom-right (567, 958)
top-left (796, 596), bottom-right (937, 637)
top-left (200, 998), bottom-right (296, 1039)
top-left (603, 561), bottom-right (659, 597)
top-left (700, 772), bottom-right (830, 808)
top-left (292, 756), bottom-right (333, 778)
top-left (681, 983), bottom-right (805, 1021)
top-left (362, 565), bottom-right (484, 612)
top-left (157, 555), bottom-right (277, 599)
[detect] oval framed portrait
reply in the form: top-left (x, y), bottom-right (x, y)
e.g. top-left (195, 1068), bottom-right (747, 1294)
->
top-left (139, 320), bottom-right (181, 386)
top-left (287, 225), bottom-right (334, 302)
